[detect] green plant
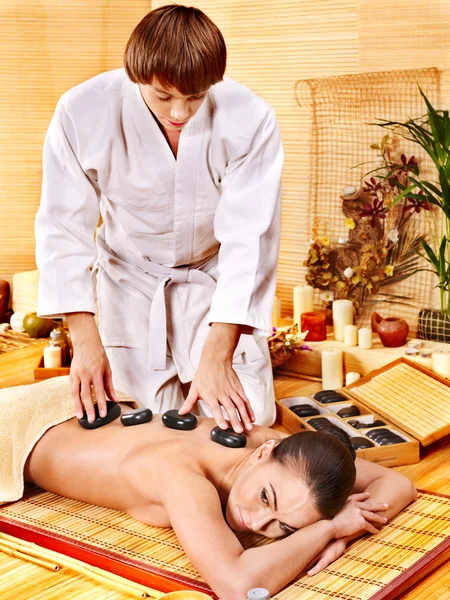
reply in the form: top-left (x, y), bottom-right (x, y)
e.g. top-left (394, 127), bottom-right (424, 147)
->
top-left (377, 89), bottom-right (450, 314)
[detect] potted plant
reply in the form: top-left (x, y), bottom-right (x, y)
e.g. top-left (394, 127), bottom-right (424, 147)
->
top-left (377, 89), bottom-right (450, 342)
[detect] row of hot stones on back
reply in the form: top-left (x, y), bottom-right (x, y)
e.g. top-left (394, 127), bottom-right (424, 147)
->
top-left (77, 402), bottom-right (247, 448)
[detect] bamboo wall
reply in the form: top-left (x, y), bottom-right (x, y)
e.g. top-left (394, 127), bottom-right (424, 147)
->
top-left (1, 0), bottom-right (450, 319)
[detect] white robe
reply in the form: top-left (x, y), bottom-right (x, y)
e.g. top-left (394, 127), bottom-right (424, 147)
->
top-left (35, 69), bottom-right (283, 392)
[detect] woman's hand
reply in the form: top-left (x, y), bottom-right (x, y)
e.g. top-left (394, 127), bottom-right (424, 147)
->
top-left (179, 323), bottom-right (255, 433)
top-left (331, 492), bottom-right (389, 539)
top-left (66, 313), bottom-right (119, 422)
top-left (306, 538), bottom-right (347, 576)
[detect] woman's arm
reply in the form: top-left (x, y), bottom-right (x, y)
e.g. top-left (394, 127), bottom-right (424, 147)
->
top-left (162, 469), bottom-right (383, 599)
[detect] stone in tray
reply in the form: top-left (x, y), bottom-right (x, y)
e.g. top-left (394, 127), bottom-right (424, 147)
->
top-left (290, 404), bottom-right (320, 418)
top-left (351, 436), bottom-right (375, 450)
top-left (313, 390), bottom-right (346, 403)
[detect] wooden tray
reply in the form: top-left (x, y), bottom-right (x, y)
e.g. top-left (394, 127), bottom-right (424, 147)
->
top-left (34, 356), bottom-right (70, 380)
top-left (0, 487), bottom-right (449, 600)
top-left (345, 358), bottom-right (450, 446)
top-left (276, 396), bottom-right (420, 468)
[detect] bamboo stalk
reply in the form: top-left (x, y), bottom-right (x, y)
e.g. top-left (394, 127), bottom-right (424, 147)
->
top-left (0, 541), bottom-right (60, 571)
top-left (0, 533), bottom-right (163, 599)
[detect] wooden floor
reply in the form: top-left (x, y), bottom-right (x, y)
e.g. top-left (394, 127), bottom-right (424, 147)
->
top-left (0, 373), bottom-right (449, 599)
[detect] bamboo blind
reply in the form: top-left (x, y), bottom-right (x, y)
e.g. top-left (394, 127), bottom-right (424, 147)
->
top-left (0, 0), bottom-right (151, 284)
top-left (2, 0), bottom-right (450, 323)
top-left (296, 68), bottom-right (440, 331)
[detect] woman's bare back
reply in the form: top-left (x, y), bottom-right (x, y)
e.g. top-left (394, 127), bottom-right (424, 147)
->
top-left (24, 406), bottom-right (283, 526)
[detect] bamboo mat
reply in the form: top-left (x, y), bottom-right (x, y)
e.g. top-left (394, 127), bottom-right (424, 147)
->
top-left (349, 362), bottom-right (450, 445)
top-left (0, 489), bottom-right (449, 599)
top-left (0, 330), bottom-right (42, 355)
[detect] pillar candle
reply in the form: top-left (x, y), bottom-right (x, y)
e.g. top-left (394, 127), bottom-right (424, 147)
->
top-left (293, 285), bottom-right (314, 326)
top-left (43, 345), bottom-right (62, 368)
top-left (332, 299), bottom-right (353, 341)
top-left (300, 311), bottom-right (327, 341)
top-left (345, 371), bottom-right (361, 385)
top-left (344, 324), bottom-right (358, 346)
top-left (272, 296), bottom-right (281, 327)
top-left (358, 327), bottom-right (373, 349)
top-left (321, 348), bottom-right (344, 390)
top-left (432, 350), bottom-right (450, 379)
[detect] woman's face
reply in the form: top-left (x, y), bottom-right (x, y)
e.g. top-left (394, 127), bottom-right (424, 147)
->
top-left (226, 441), bottom-right (322, 539)
top-left (139, 77), bottom-right (209, 133)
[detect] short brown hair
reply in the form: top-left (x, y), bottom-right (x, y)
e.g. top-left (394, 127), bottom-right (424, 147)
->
top-left (124, 4), bottom-right (226, 95)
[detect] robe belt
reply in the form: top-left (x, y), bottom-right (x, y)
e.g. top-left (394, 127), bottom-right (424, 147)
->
top-left (135, 257), bottom-right (217, 370)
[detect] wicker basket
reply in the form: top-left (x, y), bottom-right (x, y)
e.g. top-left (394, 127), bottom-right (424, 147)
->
top-left (417, 308), bottom-right (450, 343)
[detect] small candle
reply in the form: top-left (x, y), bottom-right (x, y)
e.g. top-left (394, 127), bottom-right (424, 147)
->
top-left (321, 348), bottom-right (344, 390)
top-left (332, 299), bottom-right (353, 342)
top-left (432, 350), bottom-right (450, 379)
top-left (43, 346), bottom-right (62, 368)
top-left (358, 327), bottom-right (372, 349)
top-left (300, 311), bottom-right (327, 341)
top-left (344, 324), bottom-right (358, 346)
top-left (407, 340), bottom-right (424, 350)
top-left (293, 285), bottom-right (314, 325)
top-left (272, 296), bottom-right (281, 327)
top-left (345, 371), bottom-right (361, 386)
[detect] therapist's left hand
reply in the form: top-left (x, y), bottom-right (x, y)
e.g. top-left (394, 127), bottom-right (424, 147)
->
top-left (178, 323), bottom-right (255, 433)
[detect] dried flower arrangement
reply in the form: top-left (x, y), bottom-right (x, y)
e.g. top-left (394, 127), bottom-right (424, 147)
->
top-left (268, 324), bottom-right (311, 368)
top-left (304, 135), bottom-right (427, 315)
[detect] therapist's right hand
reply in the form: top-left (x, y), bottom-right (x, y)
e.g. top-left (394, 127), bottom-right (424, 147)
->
top-left (65, 312), bottom-right (119, 422)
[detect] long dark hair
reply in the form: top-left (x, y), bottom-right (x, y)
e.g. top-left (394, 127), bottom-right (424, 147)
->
top-left (271, 429), bottom-right (356, 519)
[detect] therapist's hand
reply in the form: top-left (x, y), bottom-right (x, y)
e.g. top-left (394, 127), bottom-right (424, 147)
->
top-left (179, 323), bottom-right (255, 433)
top-left (66, 312), bottom-right (119, 422)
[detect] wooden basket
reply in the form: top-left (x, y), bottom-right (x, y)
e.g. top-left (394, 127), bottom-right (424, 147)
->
top-left (276, 358), bottom-right (450, 467)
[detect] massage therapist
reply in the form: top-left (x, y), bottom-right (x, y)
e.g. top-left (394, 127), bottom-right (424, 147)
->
top-left (35, 5), bottom-right (283, 432)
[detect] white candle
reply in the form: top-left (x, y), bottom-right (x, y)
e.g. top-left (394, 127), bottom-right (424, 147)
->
top-left (358, 327), bottom-right (373, 349)
top-left (321, 348), bottom-right (344, 390)
top-left (43, 346), bottom-right (62, 368)
top-left (345, 371), bottom-right (361, 385)
top-left (332, 299), bottom-right (353, 341)
top-left (344, 324), bottom-right (358, 346)
top-left (432, 350), bottom-right (450, 379)
top-left (293, 285), bottom-right (314, 325)
top-left (272, 296), bottom-right (281, 327)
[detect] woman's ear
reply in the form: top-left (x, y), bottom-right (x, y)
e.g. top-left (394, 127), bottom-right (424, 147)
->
top-left (250, 439), bottom-right (277, 463)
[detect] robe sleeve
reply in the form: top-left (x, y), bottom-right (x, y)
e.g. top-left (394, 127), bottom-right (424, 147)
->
top-left (35, 99), bottom-right (100, 318)
top-left (208, 108), bottom-right (283, 336)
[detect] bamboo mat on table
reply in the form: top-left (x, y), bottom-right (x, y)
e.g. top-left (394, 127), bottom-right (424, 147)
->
top-left (0, 488), bottom-right (449, 600)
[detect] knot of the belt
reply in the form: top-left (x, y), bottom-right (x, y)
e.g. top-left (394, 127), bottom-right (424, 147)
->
top-left (148, 265), bottom-right (216, 370)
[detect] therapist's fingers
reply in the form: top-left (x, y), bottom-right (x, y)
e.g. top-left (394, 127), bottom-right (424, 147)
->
top-left (209, 399), bottom-right (230, 430)
top-left (80, 378), bottom-right (96, 423)
top-left (220, 397), bottom-right (243, 433)
top-left (179, 387), bottom-right (199, 415)
top-left (70, 375), bottom-right (84, 419)
top-left (229, 392), bottom-right (252, 431)
top-left (104, 364), bottom-right (119, 403)
top-left (92, 372), bottom-right (107, 418)
top-left (231, 375), bottom-right (255, 423)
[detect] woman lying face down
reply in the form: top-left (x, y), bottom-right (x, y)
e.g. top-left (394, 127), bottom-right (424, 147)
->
top-left (24, 410), bottom-right (417, 599)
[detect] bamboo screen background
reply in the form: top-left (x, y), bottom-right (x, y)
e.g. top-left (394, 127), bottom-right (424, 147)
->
top-left (1, 0), bottom-right (450, 325)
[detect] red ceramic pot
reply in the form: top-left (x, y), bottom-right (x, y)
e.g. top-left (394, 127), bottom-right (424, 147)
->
top-left (371, 312), bottom-right (409, 347)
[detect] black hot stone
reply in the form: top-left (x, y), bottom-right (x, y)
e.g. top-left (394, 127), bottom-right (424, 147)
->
top-left (308, 418), bottom-right (336, 431)
top-left (210, 427), bottom-right (247, 448)
top-left (314, 390), bottom-right (345, 402)
top-left (348, 420), bottom-right (363, 429)
top-left (120, 408), bottom-right (153, 427)
top-left (366, 428), bottom-right (393, 441)
top-left (337, 406), bottom-right (360, 418)
top-left (290, 404), bottom-right (320, 418)
top-left (78, 401), bottom-right (121, 430)
top-left (379, 437), bottom-right (406, 446)
top-left (351, 437), bottom-right (375, 450)
top-left (318, 394), bottom-right (348, 404)
top-left (162, 410), bottom-right (198, 431)
top-left (370, 420), bottom-right (386, 428)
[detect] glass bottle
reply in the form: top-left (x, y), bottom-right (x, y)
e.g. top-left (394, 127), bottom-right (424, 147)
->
top-left (43, 330), bottom-right (64, 368)
top-left (52, 318), bottom-right (71, 366)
